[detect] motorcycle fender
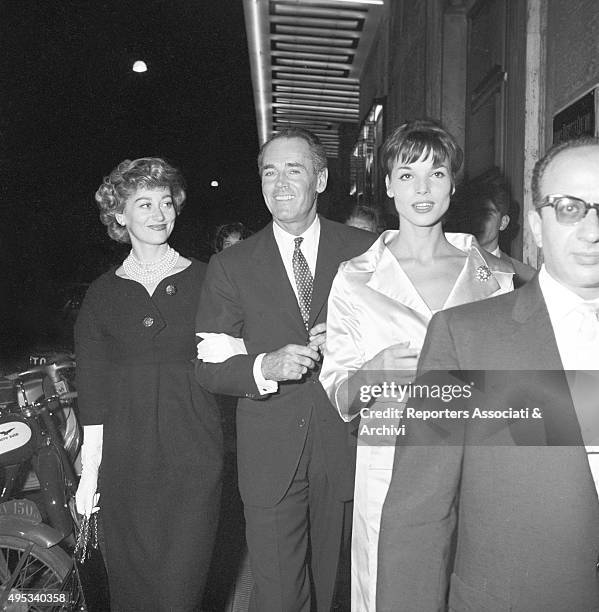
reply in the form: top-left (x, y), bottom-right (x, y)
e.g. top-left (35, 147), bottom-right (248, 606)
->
top-left (0, 517), bottom-right (64, 548)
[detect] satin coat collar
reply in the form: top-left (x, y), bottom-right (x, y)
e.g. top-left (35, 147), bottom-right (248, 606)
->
top-left (350, 231), bottom-right (514, 317)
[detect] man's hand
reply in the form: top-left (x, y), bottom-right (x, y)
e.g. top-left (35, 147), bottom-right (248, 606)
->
top-left (262, 344), bottom-right (320, 381)
top-left (307, 322), bottom-right (326, 353)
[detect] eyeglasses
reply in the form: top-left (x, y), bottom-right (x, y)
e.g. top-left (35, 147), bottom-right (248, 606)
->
top-left (538, 194), bottom-right (599, 225)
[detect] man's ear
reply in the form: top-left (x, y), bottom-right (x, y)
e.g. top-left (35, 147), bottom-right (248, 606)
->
top-left (316, 168), bottom-right (328, 194)
top-left (528, 210), bottom-right (543, 248)
top-left (499, 214), bottom-right (510, 231)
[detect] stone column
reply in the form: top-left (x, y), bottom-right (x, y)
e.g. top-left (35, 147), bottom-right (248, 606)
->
top-left (441, 0), bottom-right (468, 181)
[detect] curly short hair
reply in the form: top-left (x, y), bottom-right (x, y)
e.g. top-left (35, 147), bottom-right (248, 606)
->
top-left (95, 157), bottom-right (186, 243)
top-left (257, 127), bottom-right (328, 175)
top-left (531, 136), bottom-right (599, 207)
top-left (381, 118), bottom-right (463, 183)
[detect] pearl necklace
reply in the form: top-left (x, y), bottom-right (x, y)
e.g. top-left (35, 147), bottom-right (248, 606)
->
top-left (122, 245), bottom-right (180, 285)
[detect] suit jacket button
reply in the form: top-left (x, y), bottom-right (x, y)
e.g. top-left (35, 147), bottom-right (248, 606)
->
top-left (143, 316), bottom-right (154, 327)
top-left (299, 418), bottom-right (306, 428)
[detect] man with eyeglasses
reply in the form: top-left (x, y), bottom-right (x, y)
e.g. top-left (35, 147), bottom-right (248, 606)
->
top-left (377, 137), bottom-right (599, 611)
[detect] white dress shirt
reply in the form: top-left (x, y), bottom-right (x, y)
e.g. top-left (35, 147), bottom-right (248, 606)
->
top-left (538, 265), bottom-right (599, 493)
top-left (272, 215), bottom-right (319, 300)
top-left (539, 265), bottom-right (599, 370)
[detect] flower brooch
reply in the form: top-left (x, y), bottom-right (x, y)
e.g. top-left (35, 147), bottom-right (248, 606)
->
top-left (475, 265), bottom-right (492, 282)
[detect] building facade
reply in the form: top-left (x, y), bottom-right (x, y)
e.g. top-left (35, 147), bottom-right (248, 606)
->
top-left (348, 0), bottom-right (599, 263)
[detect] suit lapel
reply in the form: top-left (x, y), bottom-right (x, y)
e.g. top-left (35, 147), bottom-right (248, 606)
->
top-left (511, 277), bottom-right (583, 446)
top-left (511, 276), bottom-right (563, 370)
top-left (309, 217), bottom-right (343, 328)
top-left (251, 223), bottom-right (308, 336)
top-left (250, 217), bottom-right (350, 334)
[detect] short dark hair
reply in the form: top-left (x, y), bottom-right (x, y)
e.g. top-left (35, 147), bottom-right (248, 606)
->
top-left (532, 136), bottom-right (599, 207)
top-left (257, 127), bottom-right (328, 175)
top-left (213, 222), bottom-right (253, 253)
top-left (381, 118), bottom-right (463, 182)
top-left (465, 176), bottom-right (510, 217)
top-left (95, 157), bottom-right (185, 243)
top-left (349, 204), bottom-right (379, 223)
top-left (346, 204), bottom-right (382, 232)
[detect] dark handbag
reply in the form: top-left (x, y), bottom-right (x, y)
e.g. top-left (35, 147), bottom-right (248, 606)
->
top-left (72, 512), bottom-right (110, 611)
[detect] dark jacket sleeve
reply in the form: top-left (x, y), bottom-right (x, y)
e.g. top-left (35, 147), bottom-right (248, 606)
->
top-left (376, 311), bottom-right (464, 612)
top-left (74, 284), bottom-right (113, 425)
top-left (194, 254), bottom-right (261, 398)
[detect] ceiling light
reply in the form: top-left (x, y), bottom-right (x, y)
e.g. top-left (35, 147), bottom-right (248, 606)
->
top-left (132, 60), bottom-right (147, 73)
top-left (248, 1), bottom-right (269, 144)
top-left (325, 0), bottom-right (384, 4)
top-left (210, 180), bottom-right (219, 188)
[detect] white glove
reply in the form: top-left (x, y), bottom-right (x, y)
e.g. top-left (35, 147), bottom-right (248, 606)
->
top-left (75, 424), bottom-right (103, 517)
top-left (196, 332), bottom-right (247, 363)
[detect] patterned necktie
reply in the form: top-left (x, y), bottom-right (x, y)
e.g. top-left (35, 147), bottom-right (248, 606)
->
top-left (292, 237), bottom-right (313, 330)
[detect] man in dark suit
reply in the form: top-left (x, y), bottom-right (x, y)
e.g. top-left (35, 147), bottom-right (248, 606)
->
top-left (377, 137), bottom-right (599, 611)
top-left (466, 173), bottom-right (536, 286)
top-left (195, 128), bottom-right (375, 611)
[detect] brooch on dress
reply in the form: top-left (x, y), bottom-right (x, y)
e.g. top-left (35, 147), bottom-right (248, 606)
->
top-left (475, 265), bottom-right (492, 282)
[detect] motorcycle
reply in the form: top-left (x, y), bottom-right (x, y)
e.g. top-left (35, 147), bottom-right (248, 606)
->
top-left (0, 356), bottom-right (87, 611)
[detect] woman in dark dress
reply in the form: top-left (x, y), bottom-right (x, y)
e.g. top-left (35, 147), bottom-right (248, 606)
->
top-left (75, 158), bottom-right (223, 611)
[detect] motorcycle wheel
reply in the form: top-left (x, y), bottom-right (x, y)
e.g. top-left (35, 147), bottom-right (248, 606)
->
top-left (0, 536), bottom-right (72, 611)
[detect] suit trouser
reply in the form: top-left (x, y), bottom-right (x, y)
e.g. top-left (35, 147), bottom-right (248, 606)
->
top-left (244, 413), bottom-right (345, 612)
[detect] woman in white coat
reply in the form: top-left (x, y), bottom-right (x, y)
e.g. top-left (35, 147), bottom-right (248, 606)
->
top-left (320, 119), bottom-right (514, 611)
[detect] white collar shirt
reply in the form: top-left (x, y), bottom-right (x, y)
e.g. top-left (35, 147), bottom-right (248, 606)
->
top-left (272, 215), bottom-right (320, 303)
top-left (539, 265), bottom-right (599, 494)
top-left (539, 265), bottom-right (599, 371)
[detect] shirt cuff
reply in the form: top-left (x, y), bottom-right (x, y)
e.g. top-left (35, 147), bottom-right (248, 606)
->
top-left (253, 353), bottom-right (278, 396)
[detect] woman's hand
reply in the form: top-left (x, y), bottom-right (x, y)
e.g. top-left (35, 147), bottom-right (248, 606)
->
top-left (338, 343), bottom-right (420, 419)
top-left (362, 342), bottom-right (420, 386)
top-left (307, 322), bottom-right (326, 353)
top-left (75, 476), bottom-right (100, 517)
top-left (75, 425), bottom-right (103, 517)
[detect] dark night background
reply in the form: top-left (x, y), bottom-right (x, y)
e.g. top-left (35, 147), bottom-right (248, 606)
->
top-left (2, 1), bottom-right (268, 362)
